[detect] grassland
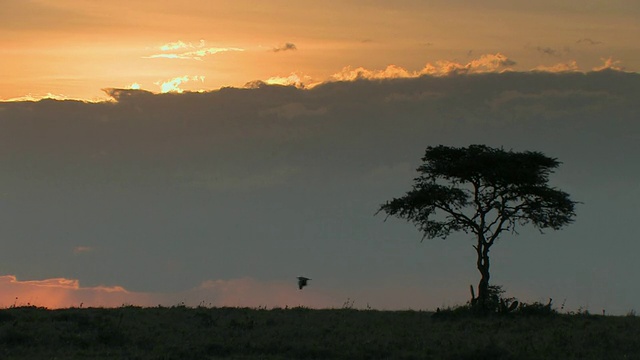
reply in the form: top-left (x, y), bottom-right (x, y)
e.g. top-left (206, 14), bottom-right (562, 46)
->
top-left (0, 305), bottom-right (639, 359)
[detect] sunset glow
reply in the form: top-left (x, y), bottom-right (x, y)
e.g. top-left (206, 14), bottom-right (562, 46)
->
top-left (0, 275), bottom-right (137, 309)
top-left (0, 275), bottom-right (345, 310)
top-left (2, 1), bottom-right (638, 101)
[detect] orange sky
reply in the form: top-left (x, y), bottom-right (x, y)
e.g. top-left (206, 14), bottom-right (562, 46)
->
top-left (2, 0), bottom-right (638, 101)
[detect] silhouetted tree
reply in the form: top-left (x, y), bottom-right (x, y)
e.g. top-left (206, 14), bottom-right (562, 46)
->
top-left (378, 145), bottom-right (577, 311)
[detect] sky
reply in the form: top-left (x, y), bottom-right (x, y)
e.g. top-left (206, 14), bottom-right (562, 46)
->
top-left (0, 0), bottom-right (639, 314)
top-left (2, 0), bottom-right (639, 100)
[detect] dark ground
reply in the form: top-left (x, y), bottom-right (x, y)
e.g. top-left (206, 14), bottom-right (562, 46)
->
top-left (0, 305), bottom-right (639, 359)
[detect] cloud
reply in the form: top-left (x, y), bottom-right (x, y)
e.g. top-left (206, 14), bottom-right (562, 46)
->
top-left (1, 70), bottom-right (640, 313)
top-left (249, 73), bottom-right (311, 88)
top-left (261, 103), bottom-right (328, 120)
top-left (0, 275), bottom-right (139, 308)
top-left (159, 40), bottom-right (198, 51)
top-left (531, 45), bottom-right (572, 58)
top-left (593, 57), bottom-right (624, 71)
top-left (536, 46), bottom-right (560, 57)
top-left (272, 43), bottom-right (297, 52)
top-left (533, 61), bottom-right (579, 73)
top-left (420, 53), bottom-right (518, 76)
top-left (331, 53), bottom-right (517, 81)
top-left (486, 88), bottom-right (616, 115)
top-left (332, 64), bottom-right (413, 81)
top-left (145, 40), bottom-right (243, 60)
top-left (101, 87), bottom-right (154, 101)
top-left (73, 246), bottom-right (94, 255)
top-left (1, 93), bottom-right (73, 102)
top-left (0, 275), bottom-right (335, 309)
top-left (463, 53), bottom-right (517, 72)
top-left (158, 76), bottom-right (189, 93)
top-left (145, 48), bottom-right (243, 60)
top-left (156, 75), bottom-right (205, 93)
top-left (576, 38), bottom-right (602, 45)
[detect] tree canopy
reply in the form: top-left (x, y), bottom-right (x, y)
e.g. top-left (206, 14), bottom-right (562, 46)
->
top-left (378, 144), bottom-right (577, 310)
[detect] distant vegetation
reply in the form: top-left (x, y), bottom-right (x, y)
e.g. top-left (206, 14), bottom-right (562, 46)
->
top-left (0, 305), bottom-right (638, 359)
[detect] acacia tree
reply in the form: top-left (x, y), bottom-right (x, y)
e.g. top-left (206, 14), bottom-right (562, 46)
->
top-left (378, 145), bottom-right (577, 310)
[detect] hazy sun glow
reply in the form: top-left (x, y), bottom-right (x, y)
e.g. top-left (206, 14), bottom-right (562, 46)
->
top-left (0, 275), bottom-right (339, 309)
top-left (0, 275), bottom-right (135, 309)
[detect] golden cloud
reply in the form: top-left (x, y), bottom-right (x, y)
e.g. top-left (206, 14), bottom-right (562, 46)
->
top-left (331, 53), bottom-right (518, 82)
top-left (331, 65), bottom-right (413, 81)
top-left (533, 61), bottom-right (580, 73)
top-left (155, 75), bottom-right (205, 93)
top-left (593, 57), bottom-right (624, 72)
top-left (160, 40), bottom-right (195, 51)
top-left (146, 40), bottom-right (243, 61)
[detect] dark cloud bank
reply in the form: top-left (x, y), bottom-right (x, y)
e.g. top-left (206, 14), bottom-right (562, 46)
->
top-left (1, 70), bottom-right (639, 312)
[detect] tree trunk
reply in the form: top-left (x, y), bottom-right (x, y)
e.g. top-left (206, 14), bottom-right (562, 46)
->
top-left (477, 262), bottom-right (490, 310)
top-left (475, 238), bottom-right (491, 312)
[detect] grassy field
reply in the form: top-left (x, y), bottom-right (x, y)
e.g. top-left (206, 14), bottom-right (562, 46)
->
top-left (0, 305), bottom-right (639, 359)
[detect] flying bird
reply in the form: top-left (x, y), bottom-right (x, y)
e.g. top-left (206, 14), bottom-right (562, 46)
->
top-left (297, 276), bottom-right (311, 290)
